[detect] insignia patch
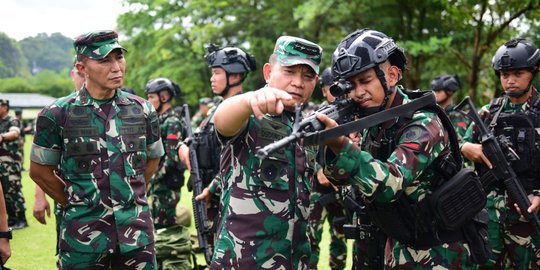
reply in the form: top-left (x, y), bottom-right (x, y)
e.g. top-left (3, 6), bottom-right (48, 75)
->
top-left (403, 126), bottom-right (423, 141)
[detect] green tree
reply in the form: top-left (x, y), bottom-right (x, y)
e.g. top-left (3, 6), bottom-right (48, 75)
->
top-left (0, 32), bottom-right (29, 78)
top-left (20, 32), bottom-right (73, 74)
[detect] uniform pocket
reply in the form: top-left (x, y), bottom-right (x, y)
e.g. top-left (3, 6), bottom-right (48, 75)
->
top-left (121, 136), bottom-right (147, 176)
top-left (62, 140), bottom-right (102, 180)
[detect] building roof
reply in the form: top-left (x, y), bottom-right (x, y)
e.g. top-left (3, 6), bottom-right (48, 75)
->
top-left (0, 93), bottom-right (57, 108)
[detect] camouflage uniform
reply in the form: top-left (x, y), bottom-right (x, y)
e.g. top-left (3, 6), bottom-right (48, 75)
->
top-left (148, 108), bottom-right (184, 228)
top-left (212, 113), bottom-right (317, 269)
top-left (462, 90), bottom-right (540, 269)
top-left (324, 88), bottom-right (475, 269)
top-left (30, 87), bottom-right (164, 268)
top-left (0, 113), bottom-right (25, 226)
top-left (446, 104), bottom-right (470, 143)
top-left (308, 183), bottom-right (347, 269)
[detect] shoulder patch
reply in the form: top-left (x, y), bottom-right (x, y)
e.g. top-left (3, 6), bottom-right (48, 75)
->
top-left (402, 126), bottom-right (423, 141)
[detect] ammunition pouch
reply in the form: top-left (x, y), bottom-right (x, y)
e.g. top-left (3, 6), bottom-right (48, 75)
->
top-left (318, 191), bottom-right (339, 207)
top-left (195, 124), bottom-right (221, 173)
top-left (164, 166), bottom-right (184, 190)
top-left (430, 168), bottom-right (487, 231)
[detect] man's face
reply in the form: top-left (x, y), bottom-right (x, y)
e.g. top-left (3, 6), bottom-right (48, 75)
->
top-left (500, 69), bottom-right (533, 93)
top-left (433, 90), bottom-right (449, 104)
top-left (210, 67), bottom-right (227, 94)
top-left (78, 49), bottom-right (125, 91)
top-left (265, 63), bottom-right (318, 111)
top-left (346, 68), bottom-right (386, 109)
top-left (0, 105), bottom-right (7, 117)
top-left (322, 85), bottom-right (335, 103)
top-left (147, 93), bottom-right (160, 110)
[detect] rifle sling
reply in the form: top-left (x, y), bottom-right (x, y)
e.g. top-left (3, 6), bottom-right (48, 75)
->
top-left (304, 92), bottom-right (436, 146)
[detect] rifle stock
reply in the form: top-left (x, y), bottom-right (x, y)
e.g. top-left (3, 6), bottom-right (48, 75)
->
top-left (456, 97), bottom-right (540, 235)
top-left (180, 104), bottom-right (213, 264)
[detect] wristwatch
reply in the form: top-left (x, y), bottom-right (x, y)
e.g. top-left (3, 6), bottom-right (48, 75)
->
top-left (0, 228), bottom-right (12, 239)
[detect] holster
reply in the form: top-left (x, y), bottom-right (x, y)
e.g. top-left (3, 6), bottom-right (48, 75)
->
top-left (462, 209), bottom-right (491, 264)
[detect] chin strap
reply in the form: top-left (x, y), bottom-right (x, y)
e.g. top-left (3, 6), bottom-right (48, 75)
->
top-left (217, 72), bottom-right (247, 97)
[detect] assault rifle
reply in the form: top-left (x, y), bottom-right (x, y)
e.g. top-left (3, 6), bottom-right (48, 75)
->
top-left (180, 104), bottom-right (213, 264)
top-left (255, 98), bottom-right (358, 159)
top-left (455, 96), bottom-right (540, 235)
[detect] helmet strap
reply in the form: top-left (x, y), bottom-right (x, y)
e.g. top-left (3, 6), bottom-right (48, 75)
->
top-left (218, 72), bottom-right (246, 97)
top-left (374, 65), bottom-right (390, 111)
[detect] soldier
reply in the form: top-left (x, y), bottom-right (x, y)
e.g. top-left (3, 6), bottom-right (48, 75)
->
top-left (177, 45), bottom-right (256, 259)
top-left (145, 77), bottom-right (185, 229)
top-left (0, 99), bottom-right (27, 230)
top-left (317, 29), bottom-right (484, 269)
top-left (191, 97), bottom-right (213, 130)
top-left (461, 38), bottom-right (540, 269)
top-left (431, 74), bottom-right (470, 141)
top-left (308, 67), bottom-right (348, 269)
top-left (0, 185), bottom-right (11, 266)
top-left (208, 36), bottom-right (321, 268)
top-left (29, 30), bottom-right (164, 269)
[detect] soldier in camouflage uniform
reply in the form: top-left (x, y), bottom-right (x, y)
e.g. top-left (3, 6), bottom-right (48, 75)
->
top-left (178, 44), bottom-right (256, 264)
top-left (317, 29), bottom-right (480, 269)
top-left (461, 38), bottom-right (540, 269)
top-left (308, 67), bottom-right (348, 270)
top-left (191, 97), bottom-right (213, 130)
top-left (209, 36), bottom-right (321, 269)
top-left (145, 77), bottom-right (185, 229)
top-left (29, 30), bottom-right (164, 269)
top-left (0, 99), bottom-right (27, 230)
top-left (431, 74), bottom-right (470, 142)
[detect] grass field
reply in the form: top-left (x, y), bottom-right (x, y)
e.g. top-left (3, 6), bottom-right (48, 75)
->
top-left (6, 135), bottom-right (353, 269)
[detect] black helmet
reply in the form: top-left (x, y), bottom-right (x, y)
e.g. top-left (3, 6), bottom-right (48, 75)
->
top-left (145, 78), bottom-right (181, 98)
top-left (320, 67), bottom-right (333, 87)
top-left (332, 28), bottom-right (407, 79)
top-left (205, 44), bottom-right (256, 74)
top-left (492, 38), bottom-right (540, 74)
top-left (431, 74), bottom-right (461, 93)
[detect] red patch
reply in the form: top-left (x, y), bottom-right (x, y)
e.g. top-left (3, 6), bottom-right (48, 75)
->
top-left (167, 134), bottom-right (178, 140)
top-left (402, 142), bottom-right (419, 150)
top-left (457, 121), bottom-right (466, 127)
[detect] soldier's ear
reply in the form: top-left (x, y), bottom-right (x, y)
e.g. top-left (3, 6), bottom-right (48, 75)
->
top-left (386, 65), bottom-right (400, 87)
top-left (263, 63), bottom-right (273, 83)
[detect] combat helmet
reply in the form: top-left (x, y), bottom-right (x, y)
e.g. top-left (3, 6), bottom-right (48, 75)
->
top-left (492, 38), bottom-right (540, 97)
top-left (205, 44), bottom-right (256, 97)
top-left (431, 74), bottom-right (461, 93)
top-left (205, 44), bottom-right (256, 74)
top-left (320, 67), bottom-right (334, 87)
top-left (145, 77), bottom-right (181, 98)
top-left (332, 29), bottom-right (407, 111)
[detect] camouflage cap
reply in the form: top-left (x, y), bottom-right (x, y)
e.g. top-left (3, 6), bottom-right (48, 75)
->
top-left (0, 99), bottom-right (8, 107)
top-left (273, 36), bottom-right (322, 74)
top-left (74, 30), bottom-right (126, 60)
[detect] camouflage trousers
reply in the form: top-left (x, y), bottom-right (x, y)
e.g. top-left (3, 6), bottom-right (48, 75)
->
top-left (0, 162), bottom-right (25, 222)
top-left (58, 243), bottom-right (157, 270)
top-left (308, 190), bottom-right (347, 270)
top-left (386, 238), bottom-right (475, 269)
top-left (478, 190), bottom-right (540, 270)
top-left (149, 181), bottom-right (180, 229)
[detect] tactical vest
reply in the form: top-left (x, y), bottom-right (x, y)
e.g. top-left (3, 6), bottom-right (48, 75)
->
top-left (195, 112), bottom-right (222, 186)
top-left (62, 103), bottom-right (147, 179)
top-left (364, 91), bottom-right (485, 249)
top-left (480, 96), bottom-right (540, 190)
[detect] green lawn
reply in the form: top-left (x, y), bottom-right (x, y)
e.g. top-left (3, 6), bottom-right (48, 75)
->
top-left (7, 135), bottom-right (352, 269)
